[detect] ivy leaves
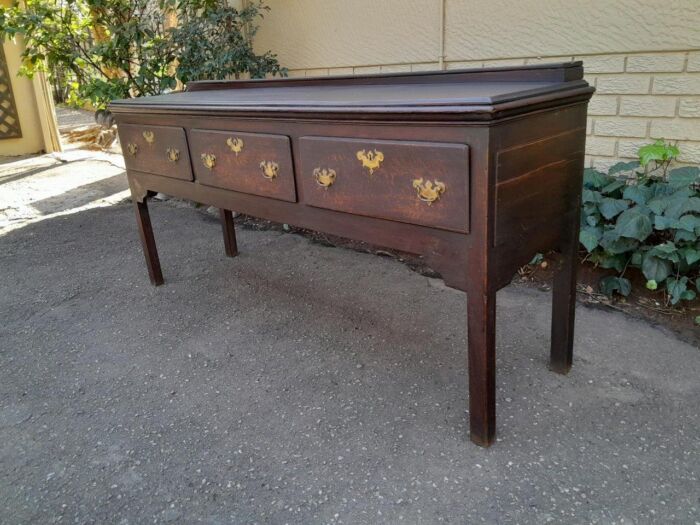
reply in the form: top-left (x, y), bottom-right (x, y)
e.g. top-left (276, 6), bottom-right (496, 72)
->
top-left (580, 158), bottom-right (700, 306)
top-left (614, 209), bottom-right (652, 240)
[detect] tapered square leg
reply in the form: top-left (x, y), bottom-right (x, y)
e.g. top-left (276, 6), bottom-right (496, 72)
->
top-left (134, 200), bottom-right (163, 286)
top-left (550, 219), bottom-right (579, 374)
top-left (467, 287), bottom-right (497, 447)
top-left (220, 209), bottom-right (238, 257)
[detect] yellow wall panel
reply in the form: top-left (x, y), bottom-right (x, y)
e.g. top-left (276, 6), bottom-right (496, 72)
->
top-left (255, 0), bottom-right (441, 70)
top-left (444, 0), bottom-right (700, 60)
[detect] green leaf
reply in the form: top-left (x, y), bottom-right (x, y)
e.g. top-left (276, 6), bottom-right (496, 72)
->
top-left (642, 254), bottom-right (673, 282)
top-left (681, 248), bottom-right (700, 265)
top-left (648, 195), bottom-right (672, 215)
top-left (674, 229), bottom-right (697, 243)
top-left (654, 215), bottom-right (679, 230)
top-left (601, 179), bottom-right (626, 195)
top-left (663, 188), bottom-right (695, 220)
top-left (608, 161), bottom-right (640, 175)
top-left (677, 214), bottom-right (700, 233)
top-left (600, 231), bottom-right (638, 254)
top-left (599, 276), bottom-right (632, 297)
top-left (638, 140), bottom-right (679, 166)
top-left (666, 277), bottom-right (689, 305)
top-left (623, 184), bottom-right (651, 206)
top-left (599, 198), bottom-right (630, 220)
top-left (681, 197), bottom-right (700, 214)
top-left (650, 241), bottom-right (678, 256)
top-left (667, 166), bottom-right (700, 188)
top-left (579, 226), bottom-right (603, 252)
top-left (583, 169), bottom-right (612, 190)
top-left (582, 189), bottom-right (602, 204)
top-left (646, 279), bottom-right (658, 290)
top-left (593, 253), bottom-right (626, 272)
top-left (614, 208), bottom-right (652, 241)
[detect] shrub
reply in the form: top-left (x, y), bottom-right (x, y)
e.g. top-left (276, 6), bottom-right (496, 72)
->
top-left (0, 0), bottom-right (284, 109)
top-left (172, 0), bottom-right (286, 83)
top-left (580, 140), bottom-right (700, 306)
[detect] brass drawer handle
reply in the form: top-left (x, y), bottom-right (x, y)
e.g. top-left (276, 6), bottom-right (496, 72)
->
top-left (126, 143), bottom-right (138, 156)
top-left (412, 178), bottom-right (445, 205)
top-left (356, 149), bottom-right (384, 175)
top-left (226, 137), bottom-right (244, 156)
top-left (314, 167), bottom-right (336, 189)
top-left (166, 147), bottom-right (179, 162)
top-left (201, 153), bottom-right (216, 170)
top-left (259, 160), bottom-right (279, 180)
top-left (142, 130), bottom-right (155, 144)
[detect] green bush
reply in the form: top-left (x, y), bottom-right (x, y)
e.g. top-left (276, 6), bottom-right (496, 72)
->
top-left (0, 0), bottom-right (284, 109)
top-left (580, 140), bottom-right (700, 306)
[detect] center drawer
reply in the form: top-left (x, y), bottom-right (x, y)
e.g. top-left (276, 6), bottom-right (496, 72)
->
top-left (298, 136), bottom-right (470, 233)
top-left (189, 129), bottom-right (296, 202)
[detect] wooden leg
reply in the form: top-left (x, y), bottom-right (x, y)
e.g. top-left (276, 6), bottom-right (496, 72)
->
top-left (550, 218), bottom-right (579, 374)
top-left (219, 209), bottom-right (238, 257)
top-left (134, 199), bottom-right (164, 286)
top-left (467, 286), bottom-right (497, 447)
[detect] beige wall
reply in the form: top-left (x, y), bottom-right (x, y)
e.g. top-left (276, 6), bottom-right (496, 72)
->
top-left (255, 0), bottom-right (700, 169)
top-left (1, 37), bottom-right (44, 155)
top-left (0, 0), bottom-right (60, 156)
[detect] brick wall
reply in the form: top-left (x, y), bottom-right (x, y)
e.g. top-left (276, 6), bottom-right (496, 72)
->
top-left (286, 51), bottom-right (700, 171)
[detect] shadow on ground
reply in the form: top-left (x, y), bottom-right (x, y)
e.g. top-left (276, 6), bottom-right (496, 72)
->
top-left (0, 202), bottom-right (698, 524)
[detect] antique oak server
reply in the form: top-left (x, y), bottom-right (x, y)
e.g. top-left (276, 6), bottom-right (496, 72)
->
top-left (110, 62), bottom-right (594, 447)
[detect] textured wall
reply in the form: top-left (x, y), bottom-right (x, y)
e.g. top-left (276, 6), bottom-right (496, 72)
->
top-left (255, 0), bottom-right (700, 168)
top-left (0, 36), bottom-right (45, 155)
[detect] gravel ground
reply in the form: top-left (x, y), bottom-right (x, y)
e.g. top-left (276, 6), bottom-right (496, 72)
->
top-left (0, 155), bottom-right (699, 524)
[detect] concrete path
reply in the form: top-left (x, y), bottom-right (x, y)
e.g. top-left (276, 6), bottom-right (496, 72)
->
top-left (0, 155), bottom-right (698, 524)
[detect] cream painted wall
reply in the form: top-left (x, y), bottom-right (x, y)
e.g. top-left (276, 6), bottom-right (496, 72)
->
top-left (255, 0), bottom-right (441, 71)
top-left (444, 0), bottom-right (700, 61)
top-left (255, 0), bottom-right (700, 168)
top-left (0, 0), bottom-right (60, 156)
top-left (1, 36), bottom-right (45, 156)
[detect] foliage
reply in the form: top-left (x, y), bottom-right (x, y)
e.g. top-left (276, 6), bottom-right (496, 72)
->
top-left (0, 0), bottom-right (177, 108)
top-left (580, 141), bottom-right (700, 306)
top-left (0, 0), bottom-right (284, 109)
top-left (171, 0), bottom-right (285, 83)
top-left (638, 139), bottom-right (680, 177)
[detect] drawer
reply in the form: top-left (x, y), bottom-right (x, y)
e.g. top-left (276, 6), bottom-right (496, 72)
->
top-left (299, 136), bottom-right (470, 233)
top-left (118, 123), bottom-right (192, 180)
top-left (189, 129), bottom-right (296, 202)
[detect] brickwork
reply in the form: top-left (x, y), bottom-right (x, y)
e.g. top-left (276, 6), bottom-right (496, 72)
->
top-left (288, 51), bottom-right (700, 170)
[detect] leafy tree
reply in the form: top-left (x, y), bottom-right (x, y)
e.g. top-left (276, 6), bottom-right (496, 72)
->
top-left (0, 0), bottom-right (284, 109)
top-left (171, 0), bottom-right (285, 83)
top-left (0, 0), bottom-right (177, 108)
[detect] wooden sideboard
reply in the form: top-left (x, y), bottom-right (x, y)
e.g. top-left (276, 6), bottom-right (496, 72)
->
top-left (110, 62), bottom-right (594, 447)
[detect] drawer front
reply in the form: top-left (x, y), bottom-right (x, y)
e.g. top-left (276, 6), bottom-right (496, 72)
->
top-left (118, 123), bottom-right (192, 180)
top-left (189, 129), bottom-right (296, 202)
top-left (299, 137), bottom-right (470, 233)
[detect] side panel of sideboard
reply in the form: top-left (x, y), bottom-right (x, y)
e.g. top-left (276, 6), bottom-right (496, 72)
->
top-left (490, 104), bottom-right (588, 288)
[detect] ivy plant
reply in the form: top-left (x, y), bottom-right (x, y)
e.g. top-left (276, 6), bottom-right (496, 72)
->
top-left (580, 141), bottom-right (700, 306)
